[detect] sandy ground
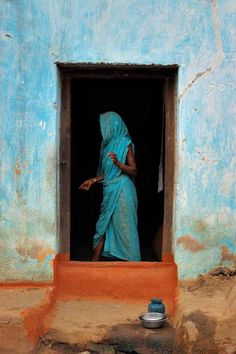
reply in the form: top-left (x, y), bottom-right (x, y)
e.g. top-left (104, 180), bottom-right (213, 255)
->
top-left (38, 300), bottom-right (174, 353)
top-left (42, 300), bottom-right (146, 345)
top-left (0, 287), bottom-right (47, 316)
top-left (174, 272), bottom-right (236, 354)
top-left (0, 288), bottom-right (48, 354)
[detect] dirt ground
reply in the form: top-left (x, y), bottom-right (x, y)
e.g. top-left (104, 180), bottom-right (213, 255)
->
top-left (37, 300), bottom-right (174, 354)
top-left (174, 269), bottom-right (236, 354)
top-left (40, 300), bottom-right (146, 346)
top-left (0, 287), bottom-right (48, 353)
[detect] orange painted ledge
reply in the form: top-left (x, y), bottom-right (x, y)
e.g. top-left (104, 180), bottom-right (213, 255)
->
top-left (55, 257), bottom-right (178, 316)
top-left (21, 286), bottom-right (57, 345)
top-left (0, 282), bottom-right (52, 288)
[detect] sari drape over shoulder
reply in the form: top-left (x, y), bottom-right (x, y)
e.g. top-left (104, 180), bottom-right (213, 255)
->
top-left (93, 112), bottom-right (141, 261)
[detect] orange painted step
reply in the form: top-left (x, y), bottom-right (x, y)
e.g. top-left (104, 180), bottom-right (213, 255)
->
top-left (55, 261), bottom-right (178, 316)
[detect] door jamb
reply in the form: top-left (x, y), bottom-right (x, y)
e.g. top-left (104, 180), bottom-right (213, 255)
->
top-left (162, 78), bottom-right (177, 262)
top-left (58, 64), bottom-right (177, 261)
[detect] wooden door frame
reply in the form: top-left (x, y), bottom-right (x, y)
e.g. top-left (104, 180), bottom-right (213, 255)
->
top-left (58, 63), bottom-right (178, 261)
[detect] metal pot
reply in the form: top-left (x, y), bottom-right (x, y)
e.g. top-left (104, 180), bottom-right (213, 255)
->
top-left (139, 312), bottom-right (167, 329)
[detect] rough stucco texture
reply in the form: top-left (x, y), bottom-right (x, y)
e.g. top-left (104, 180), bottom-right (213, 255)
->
top-left (0, 0), bottom-right (235, 280)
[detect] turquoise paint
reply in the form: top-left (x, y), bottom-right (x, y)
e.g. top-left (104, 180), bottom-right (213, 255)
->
top-left (0, 0), bottom-right (235, 280)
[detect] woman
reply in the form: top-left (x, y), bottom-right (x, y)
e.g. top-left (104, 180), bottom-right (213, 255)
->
top-left (79, 111), bottom-right (141, 262)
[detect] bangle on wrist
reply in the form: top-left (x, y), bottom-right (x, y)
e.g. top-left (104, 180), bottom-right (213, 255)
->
top-left (93, 177), bottom-right (97, 183)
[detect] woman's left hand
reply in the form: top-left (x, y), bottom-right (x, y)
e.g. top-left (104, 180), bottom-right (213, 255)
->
top-left (107, 152), bottom-right (118, 165)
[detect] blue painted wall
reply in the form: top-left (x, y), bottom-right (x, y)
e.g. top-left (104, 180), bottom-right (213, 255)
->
top-left (0, 0), bottom-right (235, 280)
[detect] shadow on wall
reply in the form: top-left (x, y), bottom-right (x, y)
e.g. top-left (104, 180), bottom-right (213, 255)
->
top-left (174, 310), bottom-right (218, 353)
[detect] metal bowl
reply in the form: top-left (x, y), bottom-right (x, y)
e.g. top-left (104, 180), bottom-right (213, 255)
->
top-left (139, 312), bottom-right (167, 329)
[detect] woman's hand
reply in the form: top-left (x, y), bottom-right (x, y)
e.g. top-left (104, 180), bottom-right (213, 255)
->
top-left (108, 152), bottom-right (119, 165)
top-left (79, 178), bottom-right (96, 191)
top-left (108, 145), bottom-right (137, 177)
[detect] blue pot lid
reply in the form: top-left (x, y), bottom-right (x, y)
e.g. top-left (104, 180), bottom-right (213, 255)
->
top-left (151, 298), bottom-right (163, 303)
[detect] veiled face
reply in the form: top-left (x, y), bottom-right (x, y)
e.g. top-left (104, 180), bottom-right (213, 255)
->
top-left (100, 112), bottom-right (128, 144)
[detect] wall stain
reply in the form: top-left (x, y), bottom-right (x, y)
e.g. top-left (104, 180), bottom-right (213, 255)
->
top-left (45, 149), bottom-right (56, 193)
top-left (36, 247), bottom-right (54, 263)
top-left (221, 245), bottom-right (236, 265)
top-left (177, 234), bottom-right (206, 253)
top-left (16, 238), bottom-right (39, 262)
top-left (16, 238), bottom-right (55, 263)
top-left (194, 220), bottom-right (207, 232)
top-left (15, 168), bottom-right (22, 175)
top-left (14, 161), bottom-right (22, 176)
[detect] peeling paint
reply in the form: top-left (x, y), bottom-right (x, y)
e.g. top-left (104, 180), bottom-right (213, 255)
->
top-left (221, 246), bottom-right (236, 264)
top-left (35, 248), bottom-right (55, 264)
top-left (177, 235), bottom-right (206, 253)
top-left (15, 238), bottom-right (55, 264)
top-left (15, 168), bottom-right (22, 175)
top-left (194, 220), bottom-right (207, 233)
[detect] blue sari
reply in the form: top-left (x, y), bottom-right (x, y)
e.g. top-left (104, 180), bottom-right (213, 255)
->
top-left (93, 112), bottom-right (141, 261)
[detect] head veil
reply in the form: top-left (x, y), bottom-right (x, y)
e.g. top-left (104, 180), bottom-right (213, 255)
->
top-left (97, 112), bottom-right (133, 176)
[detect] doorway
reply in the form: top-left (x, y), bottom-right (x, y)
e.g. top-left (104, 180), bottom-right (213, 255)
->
top-left (59, 65), bottom-right (177, 262)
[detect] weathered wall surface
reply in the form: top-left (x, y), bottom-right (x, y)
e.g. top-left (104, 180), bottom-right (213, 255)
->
top-left (0, 0), bottom-right (235, 280)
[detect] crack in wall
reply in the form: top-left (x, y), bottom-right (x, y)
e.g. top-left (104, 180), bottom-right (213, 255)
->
top-left (179, 67), bottom-right (212, 100)
top-left (179, 0), bottom-right (225, 100)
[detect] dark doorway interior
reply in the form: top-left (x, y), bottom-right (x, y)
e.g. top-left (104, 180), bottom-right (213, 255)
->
top-left (70, 78), bottom-right (164, 261)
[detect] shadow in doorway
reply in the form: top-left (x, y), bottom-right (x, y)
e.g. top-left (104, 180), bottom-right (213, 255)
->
top-left (70, 79), bottom-right (164, 261)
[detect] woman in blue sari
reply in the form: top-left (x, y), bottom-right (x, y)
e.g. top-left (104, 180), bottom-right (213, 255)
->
top-left (79, 112), bottom-right (141, 261)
